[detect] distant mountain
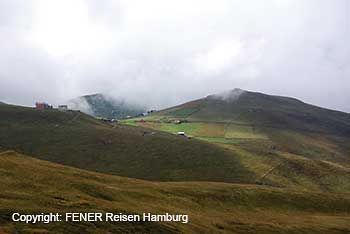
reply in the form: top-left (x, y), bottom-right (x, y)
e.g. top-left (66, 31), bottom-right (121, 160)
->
top-left (0, 101), bottom-right (6, 105)
top-left (157, 88), bottom-right (350, 136)
top-left (69, 93), bottom-right (146, 119)
top-left (128, 88), bottom-right (350, 166)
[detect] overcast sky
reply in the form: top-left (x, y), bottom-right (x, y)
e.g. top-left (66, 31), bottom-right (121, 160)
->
top-left (0, 0), bottom-right (349, 112)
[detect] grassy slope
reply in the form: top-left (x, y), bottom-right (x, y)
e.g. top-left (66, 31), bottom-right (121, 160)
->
top-left (122, 90), bottom-right (350, 164)
top-left (1, 105), bottom-right (349, 192)
top-left (1, 150), bottom-right (350, 234)
top-left (0, 104), bottom-right (254, 183)
top-left (121, 90), bottom-right (350, 192)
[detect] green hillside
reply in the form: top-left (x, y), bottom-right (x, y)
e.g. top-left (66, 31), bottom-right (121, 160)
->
top-left (1, 97), bottom-right (349, 192)
top-left (1, 92), bottom-right (350, 233)
top-left (155, 89), bottom-right (350, 135)
top-left (1, 150), bottom-right (350, 234)
top-left (121, 89), bottom-right (350, 192)
top-left (0, 104), bottom-right (254, 183)
top-left (123, 89), bottom-right (350, 164)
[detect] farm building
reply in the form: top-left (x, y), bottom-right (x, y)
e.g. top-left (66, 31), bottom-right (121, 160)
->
top-left (58, 105), bottom-right (68, 111)
top-left (177, 132), bottom-right (185, 136)
top-left (142, 131), bottom-right (155, 136)
top-left (174, 119), bottom-right (182, 124)
top-left (35, 102), bottom-right (53, 110)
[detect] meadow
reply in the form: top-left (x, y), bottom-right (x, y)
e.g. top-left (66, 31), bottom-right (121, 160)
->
top-left (1, 150), bottom-right (350, 234)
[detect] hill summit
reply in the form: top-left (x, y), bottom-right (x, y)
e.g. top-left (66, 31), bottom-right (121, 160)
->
top-left (124, 88), bottom-right (350, 167)
top-left (157, 88), bottom-right (350, 136)
top-left (207, 88), bottom-right (246, 102)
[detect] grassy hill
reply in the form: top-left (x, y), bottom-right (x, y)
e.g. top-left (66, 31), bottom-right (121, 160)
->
top-left (0, 99), bottom-right (349, 192)
top-left (122, 89), bottom-right (350, 164)
top-left (1, 150), bottom-right (350, 234)
top-left (1, 92), bottom-right (350, 233)
top-left (120, 89), bottom-right (350, 192)
top-left (0, 104), bottom-right (254, 183)
top-left (155, 89), bottom-right (350, 135)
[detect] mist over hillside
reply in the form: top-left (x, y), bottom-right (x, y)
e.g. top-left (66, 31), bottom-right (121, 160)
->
top-left (68, 93), bottom-right (146, 119)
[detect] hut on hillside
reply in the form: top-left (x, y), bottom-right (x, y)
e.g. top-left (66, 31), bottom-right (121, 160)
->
top-left (35, 102), bottom-right (53, 110)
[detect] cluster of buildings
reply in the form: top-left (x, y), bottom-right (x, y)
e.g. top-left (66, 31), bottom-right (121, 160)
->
top-left (135, 110), bottom-right (157, 118)
top-left (95, 116), bottom-right (118, 123)
top-left (35, 102), bottom-right (53, 110)
top-left (35, 102), bottom-right (69, 111)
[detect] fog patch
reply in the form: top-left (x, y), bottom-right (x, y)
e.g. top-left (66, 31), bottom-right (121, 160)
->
top-left (68, 97), bottom-right (93, 115)
top-left (209, 88), bottom-right (246, 102)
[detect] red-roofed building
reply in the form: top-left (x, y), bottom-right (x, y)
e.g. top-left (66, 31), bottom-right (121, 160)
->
top-left (35, 102), bottom-right (53, 110)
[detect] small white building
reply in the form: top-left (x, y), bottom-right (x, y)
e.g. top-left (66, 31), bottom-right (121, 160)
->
top-left (177, 131), bottom-right (185, 136)
top-left (174, 119), bottom-right (182, 124)
top-left (58, 105), bottom-right (68, 111)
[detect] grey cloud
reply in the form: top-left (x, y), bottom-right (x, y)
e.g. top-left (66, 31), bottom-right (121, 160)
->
top-left (0, 0), bottom-right (349, 112)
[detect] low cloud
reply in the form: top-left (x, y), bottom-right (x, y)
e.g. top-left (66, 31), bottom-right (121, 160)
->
top-left (68, 97), bottom-right (93, 115)
top-left (210, 89), bottom-right (246, 103)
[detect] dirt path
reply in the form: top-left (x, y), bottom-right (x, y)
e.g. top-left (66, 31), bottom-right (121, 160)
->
top-left (260, 162), bottom-right (284, 181)
top-left (68, 113), bottom-right (81, 124)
